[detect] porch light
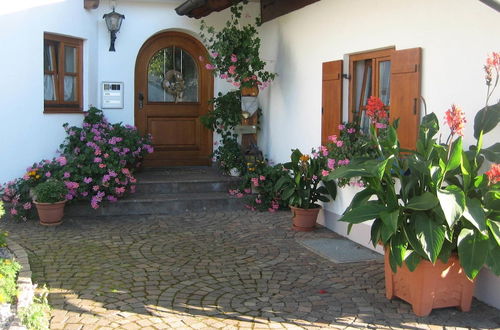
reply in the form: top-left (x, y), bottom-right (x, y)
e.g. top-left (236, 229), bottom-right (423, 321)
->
top-left (103, 7), bottom-right (125, 52)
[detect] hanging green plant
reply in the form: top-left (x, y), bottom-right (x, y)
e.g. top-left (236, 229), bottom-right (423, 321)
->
top-left (199, 0), bottom-right (276, 90)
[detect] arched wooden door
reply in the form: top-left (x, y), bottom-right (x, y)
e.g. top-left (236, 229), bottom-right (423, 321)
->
top-left (135, 31), bottom-right (213, 166)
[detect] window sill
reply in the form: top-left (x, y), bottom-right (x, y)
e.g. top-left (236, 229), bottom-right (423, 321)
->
top-left (44, 106), bottom-right (84, 114)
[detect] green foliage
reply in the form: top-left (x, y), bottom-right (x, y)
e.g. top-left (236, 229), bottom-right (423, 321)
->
top-left (0, 258), bottom-right (21, 304)
top-left (241, 161), bottom-right (289, 212)
top-left (200, 91), bottom-right (242, 136)
top-left (0, 231), bottom-right (6, 248)
top-left (324, 122), bottom-right (378, 187)
top-left (276, 149), bottom-right (337, 209)
top-left (213, 137), bottom-right (246, 174)
top-left (199, 0), bottom-right (276, 88)
top-left (327, 107), bottom-right (500, 279)
top-left (19, 289), bottom-right (50, 330)
top-left (33, 180), bottom-right (66, 203)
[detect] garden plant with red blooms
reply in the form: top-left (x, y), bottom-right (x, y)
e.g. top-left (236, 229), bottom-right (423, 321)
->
top-left (366, 96), bottom-right (389, 129)
top-left (326, 53), bottom-right (500, 280)
top-left (1, 107), bottom-right (153, 220)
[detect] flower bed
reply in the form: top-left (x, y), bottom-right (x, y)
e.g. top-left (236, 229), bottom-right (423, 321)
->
top-left (0, 107), bottom-right (153, 220)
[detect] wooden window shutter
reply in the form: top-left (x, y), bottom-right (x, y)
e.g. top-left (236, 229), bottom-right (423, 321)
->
top-left (390, 47), bottom-right (422, 150)
top-left (321, 60), bottom-right (343, 145)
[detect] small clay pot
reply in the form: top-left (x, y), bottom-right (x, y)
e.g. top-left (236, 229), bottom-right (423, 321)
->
top-left (34, 200), bottom-right (66, 226)
top-left (290, 206), bottom-right (321, 231)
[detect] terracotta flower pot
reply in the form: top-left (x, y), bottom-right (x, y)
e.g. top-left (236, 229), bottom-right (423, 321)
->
top-left (384, 248), bottom-right (475, 317)
top-left (241, 86), bottom-right (259, 97)
top-left (34, 200), bottom-right (66, 226)
top-left (290, 206), bottom-right (320, 232)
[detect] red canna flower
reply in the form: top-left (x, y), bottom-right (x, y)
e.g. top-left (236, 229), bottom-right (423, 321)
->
top-left (485, 163), bottom-right (500, 185)
top-left (444, 104), bottom-right (467, 136)
top-left (366, 96), bottom-right (388, 126)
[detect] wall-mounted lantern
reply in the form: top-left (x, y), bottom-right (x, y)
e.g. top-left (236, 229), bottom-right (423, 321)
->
top-left (103, 7), bottom-right (125, 52)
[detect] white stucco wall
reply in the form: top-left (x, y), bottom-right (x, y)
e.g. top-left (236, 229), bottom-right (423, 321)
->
top-left (257, 0), bottom-right (500, 309)
top-left (0, 0), bottom-right (99, 183)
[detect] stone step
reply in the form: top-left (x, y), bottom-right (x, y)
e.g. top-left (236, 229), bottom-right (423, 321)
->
top-left (134, 178), bottom-right (238, 194)
top-left (133, 167), bottom-right (241, 194)
top-left (65, 192), bottom-right (245, 217)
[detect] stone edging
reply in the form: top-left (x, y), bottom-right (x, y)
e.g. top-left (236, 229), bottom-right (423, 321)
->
top-left (7, 238), bottom-right (33, 330)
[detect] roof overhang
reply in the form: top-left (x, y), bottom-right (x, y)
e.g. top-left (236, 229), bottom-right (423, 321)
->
top-left (175, 0), bottom-right (243, 19)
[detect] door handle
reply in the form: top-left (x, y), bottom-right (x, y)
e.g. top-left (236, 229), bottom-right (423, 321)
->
top-left (138, 93), bottom-right (144, 110)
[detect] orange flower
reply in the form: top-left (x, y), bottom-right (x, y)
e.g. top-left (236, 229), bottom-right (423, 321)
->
top-left (485, 163), bottom-right (500, 185)
top-left (299, 154), bottom-right (310, 163)
top-left (444, 104), bottom-right (466, 136)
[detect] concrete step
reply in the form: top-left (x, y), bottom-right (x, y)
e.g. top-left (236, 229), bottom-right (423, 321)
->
top-left (65, 192), bottom-right (245, 217)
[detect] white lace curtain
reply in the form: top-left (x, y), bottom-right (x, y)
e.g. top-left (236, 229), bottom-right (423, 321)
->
top-left (44, 44), bottom-right (56, 101)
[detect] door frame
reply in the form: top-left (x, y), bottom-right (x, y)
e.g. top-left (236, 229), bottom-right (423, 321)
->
top-left (134, 30), bottom-right (214, 166)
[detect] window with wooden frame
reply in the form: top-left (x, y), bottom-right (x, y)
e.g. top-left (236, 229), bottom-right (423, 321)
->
top-left (44, 33), bottom-right (83, 113)
top-left (322, 47), bottom-right (421, 150)
top-left (348, 48), bottom-right (394, 132)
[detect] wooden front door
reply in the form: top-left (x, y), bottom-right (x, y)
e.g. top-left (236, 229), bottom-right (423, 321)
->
top-left (135, 31), bottom-right (213, 166)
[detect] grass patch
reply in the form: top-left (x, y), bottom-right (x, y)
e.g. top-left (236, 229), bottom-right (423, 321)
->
top-left (19, 288), bottom-right (50, 330)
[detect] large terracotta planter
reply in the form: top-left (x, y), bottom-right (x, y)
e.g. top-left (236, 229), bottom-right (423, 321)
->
top-left (384, 249), bottom-right (475, 317)
top-left (34, 200), bottom-right (66, 226)
top-left (290, 206), bottom-right (320, 232)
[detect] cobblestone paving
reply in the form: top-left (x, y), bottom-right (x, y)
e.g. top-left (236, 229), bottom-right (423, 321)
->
top-left (1, 211), bottom-right (499, 329)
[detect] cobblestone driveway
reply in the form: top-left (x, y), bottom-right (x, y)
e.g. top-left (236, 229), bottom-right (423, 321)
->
top-left (1, 211), bottom-right (499, 329)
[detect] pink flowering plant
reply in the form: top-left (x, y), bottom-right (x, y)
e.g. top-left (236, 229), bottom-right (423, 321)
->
top-left (326, 53), bottom-right (500, 279)
top-left (275, 149), bottom-right (337, 209)
top-left (240, 161), bottom-right (289, 212)
top-left (199, 0), bottom-right (276, 90)
top-left (1, 107), bottom-right (153, 220)
top-left (323, 122), bottom-right (378, 187)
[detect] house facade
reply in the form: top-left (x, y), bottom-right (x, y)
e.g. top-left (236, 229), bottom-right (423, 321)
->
top-left (0, 0), bottom-right (498, 308)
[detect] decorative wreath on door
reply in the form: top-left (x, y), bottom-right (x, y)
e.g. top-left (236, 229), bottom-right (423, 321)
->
top-left (162, 70), bottom-right (185, 102)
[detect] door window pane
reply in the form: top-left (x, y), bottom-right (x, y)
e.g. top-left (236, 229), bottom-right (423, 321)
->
top-left (65, 46), bottom-right (77, 73)
top-left (148, 47), bottom-right (199, 103)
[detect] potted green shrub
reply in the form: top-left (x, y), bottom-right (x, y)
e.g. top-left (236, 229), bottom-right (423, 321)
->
top-left (33, 179), bottom-right (67, 226)
top-left (212, 137), bottom-right (246, 176)
top-left (276, 149), bottom-right (337, 231)
top-left (327, 68), bottom-right (499, 317)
